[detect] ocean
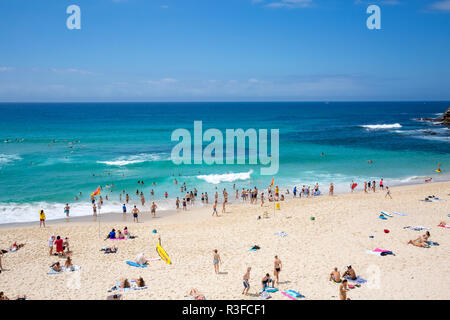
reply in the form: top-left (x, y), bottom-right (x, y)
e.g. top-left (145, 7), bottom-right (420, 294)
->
top-left (0, 101), bottom-right (449, 223)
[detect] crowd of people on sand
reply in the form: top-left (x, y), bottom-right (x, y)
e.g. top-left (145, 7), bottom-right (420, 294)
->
top-left (24, 170), bottom-right (445, 300)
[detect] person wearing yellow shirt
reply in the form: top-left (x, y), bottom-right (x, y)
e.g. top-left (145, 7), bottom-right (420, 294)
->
top-left (39, 210), bottom-right (46, 228)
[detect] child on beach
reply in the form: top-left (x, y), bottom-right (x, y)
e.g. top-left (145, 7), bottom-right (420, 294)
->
top-left (212, 202), bottom-right (218, 216)
top-left (48, 235), bottom-right (55, 256)
top-left (213, 249), bottom-right (222, 274)
top-left (385, 186), bottom-right (392, 199)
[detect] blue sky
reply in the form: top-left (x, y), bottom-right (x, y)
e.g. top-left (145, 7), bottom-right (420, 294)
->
top-left (0, 0), bottom-right (449, 101)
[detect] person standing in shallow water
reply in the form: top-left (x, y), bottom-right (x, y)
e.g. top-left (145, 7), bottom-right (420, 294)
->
top-left (132, 205), bottom-right (139, 223)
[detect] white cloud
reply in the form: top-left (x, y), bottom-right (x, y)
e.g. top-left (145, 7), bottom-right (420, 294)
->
top-left (51, 68), bottom-right (99, 75)
top-left (0, 67), bottom-right (14, 72)
top-left (265, 0), bottom-right (313, 8)
top-left (430, 0), bottom-right (450, 11)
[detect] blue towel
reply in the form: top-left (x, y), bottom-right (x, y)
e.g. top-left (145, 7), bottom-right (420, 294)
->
top-left (126, 261), bottom-right (147, 268)
top-left (345, 276), bottom-right (367, 284)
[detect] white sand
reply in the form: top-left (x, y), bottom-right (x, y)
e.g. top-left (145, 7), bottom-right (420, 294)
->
top-left (0, 181), bottom-right (449, 300)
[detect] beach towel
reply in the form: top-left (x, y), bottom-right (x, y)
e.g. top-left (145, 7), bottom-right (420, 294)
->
top-left (109, 281), bottom-right (131, 292)
top-left (426, 241), bottom-right (439, 246)
top-left (258, 291), bottom-right (271, 300)
top-left (109, 238), bottom-right (127, 241)
top-left (404, 226), bottom-right (430, 231)
top-left (437, 225), bottom-right (450, 229)
top-left (365, 250), bottom-right (382, 256)
top-left (374, 248), bottom-right (394, 255)
top-left (47, 268), bottom-right (63, 275)
top-left (393, 212), bottom-right (407, 216)
top-left (344, 276), bottom-right (367, 284)
top-left (263, 287), bottom-right (279, 293)
top-left (126, 261), bottom-right (147, 268)
top-left (379, 215), bottom-right (387, 220)
top-left (381, 211), bottom-right (393, 217)
top-left (282, 290), bottom-right (305, 300)
top-left (274, 232), bottom-right (288, 237)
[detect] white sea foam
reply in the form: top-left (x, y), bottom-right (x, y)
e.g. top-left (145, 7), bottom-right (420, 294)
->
top-left (0, 200), bottom-right (171, 224)
top-left (197, 170), bottom-right (253, 184)
top-left (97, 153), bottom-right (169, 166)
top-left (0, 154), bottom-right (22, 166)
top-left (360, 123), bottom-right (402, 130)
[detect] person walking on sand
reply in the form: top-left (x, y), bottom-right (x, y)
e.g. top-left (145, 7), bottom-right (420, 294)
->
top-left (364, 181), bottom-right (367, 193)
top-left (222, 200), bottom-right (226, 213)
top-left (242, 267), bottom-right (251, 295)
top-left (273, 256), bottom-right (282, 285)
top-left (122, 204), bottom-right (127, 216)
top-left (329, 183), bottom-right (334, 196)
top-left (339, 279), bottom-right (349, 300)
top-left (213, 249), bottom-right (222, 274)
top-left (132, 205), bottom-right (139, 223)
top-left (151, 202), bottom-right (157, 217)
top-left (385, 186), bottom-right (392, 199)
top-left (372, 180), bottom-right (376, 192)
top-left (39, 210), bottom-right (46, 228)
top-left (380, 178), bottom-right (384, 190)
top-left (260, 192), bottom-right (264, 207)
top-left (212, 201), bottom-right (218, 217)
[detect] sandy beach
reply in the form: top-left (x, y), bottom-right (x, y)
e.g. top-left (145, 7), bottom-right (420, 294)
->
top-left (0, 181), bottom-right (449, 300)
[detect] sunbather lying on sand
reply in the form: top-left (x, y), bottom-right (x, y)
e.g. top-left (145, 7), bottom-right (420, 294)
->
top-left (343, 266), bottom-right (357, 280)
top-left (329, 267), bottom-right (341, 282)
top-left (64, 256), bottom-right (73, 269)
top-left (101, 245), bottom-right (118, 253)
top-left (9, 242), bottom-right (25, 252)
top-left (408, 231), bottom-right (431, 247)
top-left (438, 221), bottom-right (448, 227)
top-left (189, 288), bottom-right (206, 300)
top-left (134, 277), bottom-right (146, 288)
top-left (0, 292), bottom-right (9, 300)
top-left (120, 278), bottom-right (131, 289)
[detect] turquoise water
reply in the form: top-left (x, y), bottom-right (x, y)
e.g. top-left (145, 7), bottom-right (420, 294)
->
top-left (0, 102), bottom-right (449, 223)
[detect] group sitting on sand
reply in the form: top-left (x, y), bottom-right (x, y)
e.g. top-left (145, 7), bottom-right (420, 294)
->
top-left (116, 277), bottom-right (146, 290)
top-left (329, 265), bottom-right (357, 283)
top-left (408, 231), bottom-right (431, 247)
top-left (2, 242), bottom-right (25, 253)
top-left (49, 235), bottom-right (70, 257)
top-left (105, 227), bottom-right (135, 240)
top-left (50, 256), bottom-right (76, 272)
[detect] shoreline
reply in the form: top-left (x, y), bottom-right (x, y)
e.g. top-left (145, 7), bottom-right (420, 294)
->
top-left (1, 176), bottom-right (449, 229)
top-left (0, 180), bottom-right (449, 299)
